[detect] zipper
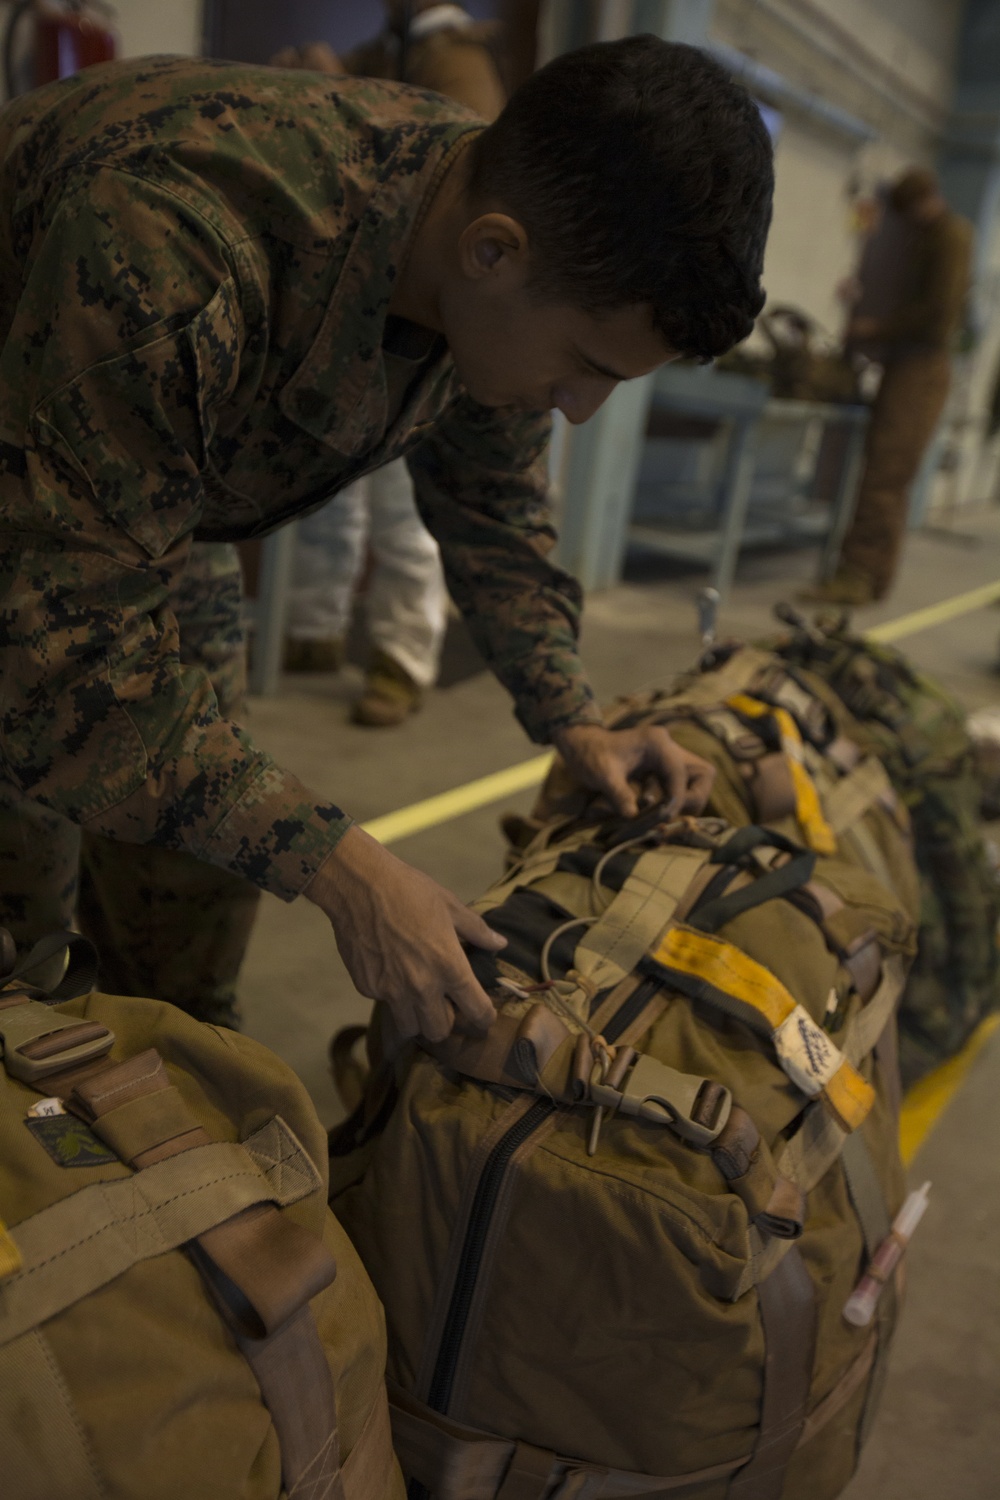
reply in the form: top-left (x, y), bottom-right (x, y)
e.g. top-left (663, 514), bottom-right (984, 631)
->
top-left (407, 1098), bottom-right (553, 1500)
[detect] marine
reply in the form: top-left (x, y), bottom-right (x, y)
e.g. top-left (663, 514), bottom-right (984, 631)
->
top-left (0, 39), bottom-right (773, 1038)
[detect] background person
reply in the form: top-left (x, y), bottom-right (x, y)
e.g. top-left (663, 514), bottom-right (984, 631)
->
top-left (805, 166), bottom-right (973, 606)
top-left (280, 3), bottom-right (508, 727)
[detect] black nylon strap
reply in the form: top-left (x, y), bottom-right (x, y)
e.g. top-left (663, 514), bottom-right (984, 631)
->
top-left (710, 826), bottom-right (808, 864)
top-left (728, 1246), bottom-right (817, 1500)
top-left (688, 851), bottom-right (816, 934)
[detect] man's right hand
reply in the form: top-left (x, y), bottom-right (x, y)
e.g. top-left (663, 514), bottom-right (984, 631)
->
top-left (303, 825), bottom-right (505, 1042)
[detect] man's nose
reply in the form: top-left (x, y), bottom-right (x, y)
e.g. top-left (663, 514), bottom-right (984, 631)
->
top-left (553, 379), bottom-right (618, 425)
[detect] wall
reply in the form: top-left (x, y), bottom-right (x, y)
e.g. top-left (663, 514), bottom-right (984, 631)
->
top-left (711, 0), bottom-right (966, 340)
top-left (111, 0), bottom-right (202, 58)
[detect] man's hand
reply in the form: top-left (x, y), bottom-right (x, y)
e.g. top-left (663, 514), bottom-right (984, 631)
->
top-left (553, 722), bottom-right (715, 819)
top-left (303, 825), bottom-right (505, 1042)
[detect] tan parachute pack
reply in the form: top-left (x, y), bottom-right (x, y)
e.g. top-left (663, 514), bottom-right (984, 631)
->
top-left (331, 811), bottom-right (917, 1500)
top-left (526, 641), bottom-right (921, 930)
top-left (0, 931), bottom-right (403, 1500)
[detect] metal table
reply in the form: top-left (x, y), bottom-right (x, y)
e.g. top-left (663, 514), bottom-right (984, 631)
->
top-left (626, 365), bottom-right (869, 604)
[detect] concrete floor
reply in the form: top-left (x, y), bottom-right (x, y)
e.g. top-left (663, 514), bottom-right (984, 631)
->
top-left (241, 509), bottom-right (1000, 1499)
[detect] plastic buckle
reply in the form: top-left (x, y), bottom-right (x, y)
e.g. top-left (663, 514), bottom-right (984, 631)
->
top-left (591, 1054), bottom-right (732, 1148)
top-left (1, 1005), bottom-right (115, 1085)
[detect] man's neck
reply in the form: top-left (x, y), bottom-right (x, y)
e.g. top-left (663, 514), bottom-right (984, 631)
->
top-left (389, 140), bottom-right (475, 330)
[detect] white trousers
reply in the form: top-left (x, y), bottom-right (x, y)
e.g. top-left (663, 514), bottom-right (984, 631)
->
top-left (287, 458), bottom-right (448, 688)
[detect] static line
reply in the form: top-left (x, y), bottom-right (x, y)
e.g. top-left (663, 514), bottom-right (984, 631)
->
top-left (361, 578), bottom-right (1000, 847)
top-left (899, 1014), bottom-right (1000, 1165)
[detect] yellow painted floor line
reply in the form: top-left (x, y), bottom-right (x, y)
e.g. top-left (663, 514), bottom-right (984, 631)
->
top-left (868, 578), bottom-right (1000, 643)
top-left (361, 752), bottom-right (553, 845)
top-left (362, 578), bottom-right (1000, 846)
top-left (899, 1014), bottom-right (1000, 1166)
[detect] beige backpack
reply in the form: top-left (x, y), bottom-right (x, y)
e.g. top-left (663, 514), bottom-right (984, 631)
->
top-left (331, 814), bottom-right (916, 1500)
top-left (0, 932), bottom-right (403, 1500)
top-left (526, 642), bottom-right (920, 930)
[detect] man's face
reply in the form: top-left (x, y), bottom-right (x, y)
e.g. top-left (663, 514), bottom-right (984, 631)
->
top-left (437, 213), bottom-right (675, 420)
top-left (441, 290), bottom-right (673, 420)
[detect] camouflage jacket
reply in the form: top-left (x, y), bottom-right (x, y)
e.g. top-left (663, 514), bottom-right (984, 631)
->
top-left (0, 56), bottom-right (598, 900)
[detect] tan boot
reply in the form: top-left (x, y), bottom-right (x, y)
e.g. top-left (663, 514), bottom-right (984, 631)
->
top-left (283, 637), bottom-right (344, 672)
top-left (796, 570), bottom-right (876, 607)
top-left (351, 650), bottom-right (422, 727)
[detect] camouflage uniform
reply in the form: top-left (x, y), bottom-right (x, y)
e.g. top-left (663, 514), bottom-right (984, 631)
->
top-left (0, 58), bottom-right (599, 1012)
top-left (0, 541), bottom-right (259, 1025)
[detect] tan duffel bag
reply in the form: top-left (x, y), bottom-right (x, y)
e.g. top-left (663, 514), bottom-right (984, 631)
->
top-left (331, 813), bottom-right (916, 1500)
top-left (524, 640), bottom-right (921, 929)
top-left (0, 931), bottom-right (403, 1500)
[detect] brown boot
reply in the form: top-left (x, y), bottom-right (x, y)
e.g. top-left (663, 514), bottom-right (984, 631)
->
top-left (351, 650), bottom-right (422, 727)
top-left (283, 637), bottom-right (344, 672)
top-left (796, 570), bottom-right (876, 607)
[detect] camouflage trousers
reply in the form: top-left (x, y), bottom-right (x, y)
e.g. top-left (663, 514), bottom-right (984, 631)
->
top-left (0, 542), bottom-right (260, 1027)
top-left (838, 351), bottom-right (951, 598)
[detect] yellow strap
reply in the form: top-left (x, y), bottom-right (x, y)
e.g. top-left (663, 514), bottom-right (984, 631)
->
top-left (653, 926), bottom-right (796, 1030)
top-left (0, 1216), bottom-right (22, 1280)
top-left (824, 1061), bottom-right (876, 1133)
top-left (650, 927), bottom-right (874, 1130)
top-left (727, 694), bottom-right (837, 855)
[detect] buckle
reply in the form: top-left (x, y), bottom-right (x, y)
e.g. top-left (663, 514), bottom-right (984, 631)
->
top-left (0, 998), bottom-right (114, 1086)
top-left (591, 1053), bottom-right (732, 1148)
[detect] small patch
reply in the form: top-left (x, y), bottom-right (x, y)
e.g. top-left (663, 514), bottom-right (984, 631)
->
top-left (773, 1004), bottom-right (842, 1096)
top-left (25, 1114), bottom-right (117, 1169)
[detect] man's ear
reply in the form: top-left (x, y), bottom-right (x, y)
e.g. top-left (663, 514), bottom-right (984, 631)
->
top-left (458, 212), bottom-right (529, 282)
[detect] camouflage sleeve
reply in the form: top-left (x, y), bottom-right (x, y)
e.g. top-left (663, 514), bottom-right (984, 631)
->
top-left (407, 394), bottom-right (601, 743)
top-left (0, 169), bottom-right (351, 899)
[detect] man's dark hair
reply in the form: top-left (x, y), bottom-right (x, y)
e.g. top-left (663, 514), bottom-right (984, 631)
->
top-left (468, 36), bottom-right (774, 360)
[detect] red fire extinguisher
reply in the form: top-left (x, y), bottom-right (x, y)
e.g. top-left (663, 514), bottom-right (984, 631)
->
top-left (3, 1), bottom-right (117, 100)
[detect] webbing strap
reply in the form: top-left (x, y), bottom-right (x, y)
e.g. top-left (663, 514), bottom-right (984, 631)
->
top-left (726, 695), bottom-right (837, 855)
top-left (0, 1119), bottom-right (319, 1348)
top-left (389, 1387), bottom-right (747, 1499)
top-left (572, 845), bottom-right (713, 992)
top-left (237, 1305), bottom-right (344, 1500)
top-left (0, 1329), bottom-right (108, 1500)
top-left (687, 849), bottom-right (815, 934)
top-left (822, 756), bottom-right (894, 836)
top-left (647, 927), bottom-right (875, 1131)
top-left (727, 1247), bottom-right (816, 1500)
top-left (340, 1386), bottom-right (398, 1500)
top-left (840, 1131), bottom-right (897, 1448)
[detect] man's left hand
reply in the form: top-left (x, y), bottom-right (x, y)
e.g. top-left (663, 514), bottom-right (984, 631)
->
top-left (552, 722), bottom-right (715, 820)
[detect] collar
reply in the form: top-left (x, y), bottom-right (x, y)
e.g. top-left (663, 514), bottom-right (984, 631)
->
top-left (279, 122), bottom-right (481, 455)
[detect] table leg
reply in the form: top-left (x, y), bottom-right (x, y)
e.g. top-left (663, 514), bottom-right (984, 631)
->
top-left (820, 416), bottom-right (868, 581)
top-left (248, 522), bottom-right (298, 697)
top-left (713, 413), bottom-right (760, 604)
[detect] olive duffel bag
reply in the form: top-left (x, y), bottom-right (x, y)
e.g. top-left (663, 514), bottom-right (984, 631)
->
top-left (331, 811), bottom-right (916, 1500)
top-left (0, 930), bottom-right (403, 1500)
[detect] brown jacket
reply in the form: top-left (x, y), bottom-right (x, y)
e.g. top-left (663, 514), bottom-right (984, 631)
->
top-left (881, 209), bottom-right (973, 352)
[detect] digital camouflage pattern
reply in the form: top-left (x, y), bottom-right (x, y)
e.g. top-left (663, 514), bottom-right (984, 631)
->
top-left (0, 56), bottom-right (596, 903)
top-left (0, 541), bottom-right (258, 1025)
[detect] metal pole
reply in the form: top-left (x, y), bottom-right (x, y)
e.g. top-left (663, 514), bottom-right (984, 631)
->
top-left (248, 523), bottom-right (298, 697)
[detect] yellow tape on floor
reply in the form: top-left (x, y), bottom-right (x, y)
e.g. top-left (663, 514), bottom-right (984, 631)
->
top-left (360, 752), bottom-right (553, 845)
top-left (899, 1013), bottom-right (1000, 1165)
top-left (867, 578), bottom-right (1000, 643)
